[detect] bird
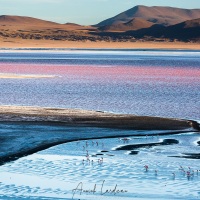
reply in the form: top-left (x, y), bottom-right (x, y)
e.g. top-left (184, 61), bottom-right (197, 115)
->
top-left (172, 172), bottom-right (176, 179)
top-left (179, 165), bottom-right (184, 171)
top-left (86, 141), bottom-right (88, 147)
top-left (144, 165), bottom-right (149, 171)
top-left (186, 171), bottom-right (191, 179)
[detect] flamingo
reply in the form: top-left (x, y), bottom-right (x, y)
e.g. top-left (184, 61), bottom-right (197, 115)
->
top-left (191, 170), bottom-right (195, 176)
top-left (179, 166), bottom-right (185, 174)
top-left (86, 155), bottom-right (90, 161)
top-left (86, 150), bottom-right (89, 157)
top-left (144, 165), bottom-right (149, 171)
top-left (179, 165), bottom-right (184, 170)
top-left (86, 141), bottom-right (88, 147)
top-left (186, 171), bottom-right (191, 180)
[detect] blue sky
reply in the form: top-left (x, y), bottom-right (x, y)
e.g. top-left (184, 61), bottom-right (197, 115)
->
top-left (0, 0), bottom-right (200, 25)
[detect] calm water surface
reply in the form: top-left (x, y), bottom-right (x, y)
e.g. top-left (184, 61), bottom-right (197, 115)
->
top-left (0, 50), bottom-right (199, 120)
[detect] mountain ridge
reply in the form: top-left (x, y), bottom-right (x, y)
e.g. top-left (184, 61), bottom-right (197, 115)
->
top-left (98, 18), bottom-right (154, 32)
top-left (96, 5), bottom-right (200, 27)
top-left (122, 18), bottom-right (200, 41)
top-left (0, 6), bottom-right (199, 42)
top-left (0, 15), bottom-right (60, 26)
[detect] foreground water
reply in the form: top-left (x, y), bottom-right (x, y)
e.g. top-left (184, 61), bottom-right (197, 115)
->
top-left (0, 49), bottom-right (200, 120)
top-left (0, 124), bottom-right (200, 200)
top-left (0, 49), bottom-right (200, 199)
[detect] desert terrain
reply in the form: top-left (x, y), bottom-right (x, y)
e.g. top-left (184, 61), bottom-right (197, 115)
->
top-left (0, 6), bottom-right (199, 49)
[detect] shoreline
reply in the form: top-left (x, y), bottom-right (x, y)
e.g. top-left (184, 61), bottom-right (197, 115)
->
top-left (0, 39), bottom-right (200, 50)
top-left (1, 47), bottom-right (200, 52)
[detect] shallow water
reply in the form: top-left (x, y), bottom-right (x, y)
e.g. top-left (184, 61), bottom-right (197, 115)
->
top-left (0, 131), bottom-right (200, 199)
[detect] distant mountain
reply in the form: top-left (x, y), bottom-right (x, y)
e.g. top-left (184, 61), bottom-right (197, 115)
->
top-left (171, 18), bottom-right (200, 28)
top-left (65, 23), bottom-right (82, 26)
top-left (124, 18), bottom-right (200, 41)
top-left (0, 11), bottom-right (199, 42)
top-left (0, 15), bottom-right (91, 31)
top-left (163, 18), bottom-right (200, 40)
top-left (96, 5), bottom-right (200, 27)
top-left (0, 15), bottom-right (59, 26)
top-left (98, 18), bottom-right (154, 32)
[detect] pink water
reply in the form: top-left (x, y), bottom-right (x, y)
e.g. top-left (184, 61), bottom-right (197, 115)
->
top-left (0, 50), bottom-right (199, 119)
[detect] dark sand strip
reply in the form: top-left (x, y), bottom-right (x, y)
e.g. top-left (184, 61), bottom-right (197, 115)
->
top-left (115, 139), bottom-right (179, 151)
top-left (170, 153), bottom-right (200, 159)
top-left (129, 151), bottom-right (139, 155)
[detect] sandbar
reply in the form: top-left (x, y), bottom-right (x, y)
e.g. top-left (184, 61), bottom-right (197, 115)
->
top-left (0, 73), bottom-right (56, 79)
top-left (0, 105), bottom-right (194, 130)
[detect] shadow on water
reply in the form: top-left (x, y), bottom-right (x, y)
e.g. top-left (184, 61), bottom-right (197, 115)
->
top-left (170, 153), bottom-right (200, 159)
top-left (114, 139), bottom-right (179, 155)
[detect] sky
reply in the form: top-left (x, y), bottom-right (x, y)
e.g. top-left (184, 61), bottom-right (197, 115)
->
top-left (0, 0), bottom-right (200, 25)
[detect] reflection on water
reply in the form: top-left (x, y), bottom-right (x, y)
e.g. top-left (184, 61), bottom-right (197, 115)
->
top-left (0, 50), bottom-right (199, 120)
